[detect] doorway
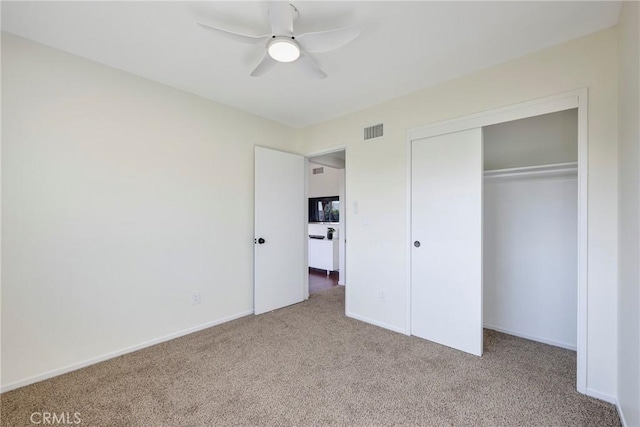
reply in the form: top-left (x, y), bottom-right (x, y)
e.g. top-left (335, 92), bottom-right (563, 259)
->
top-left (306, 149), bottom-right (346, 296)
top-left (407, 89), bottom-right (588, 393)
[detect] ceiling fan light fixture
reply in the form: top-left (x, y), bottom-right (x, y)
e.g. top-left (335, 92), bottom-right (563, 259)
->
top-left (268, 38), bottom-right (300, 62)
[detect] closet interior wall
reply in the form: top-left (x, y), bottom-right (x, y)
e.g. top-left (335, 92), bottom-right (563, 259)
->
top-left (482, 109), bottom-right (579, 350)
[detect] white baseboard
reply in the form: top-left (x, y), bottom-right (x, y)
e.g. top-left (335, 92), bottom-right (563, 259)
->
top-left (346, 311), bottom-right (409, 336)
top-left (616, 400), bottom-right (628, 427)
top-left (484, 324), bottom-right (576, 351)
top-left (1, 310), bottom-right (254, 393)
top-left (586, 388), bottom-right (617, 404)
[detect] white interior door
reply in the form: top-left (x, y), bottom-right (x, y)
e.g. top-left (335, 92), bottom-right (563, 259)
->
top-left (411, 128), bottom-right (483, 356)
top-left (254, 146), bottom-right (305, 315)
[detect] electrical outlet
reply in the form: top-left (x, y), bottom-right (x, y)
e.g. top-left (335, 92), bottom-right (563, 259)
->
top-left (192, 291), bottom-right (201, 305)
top-left (379, 289), bottom-right (385, 302)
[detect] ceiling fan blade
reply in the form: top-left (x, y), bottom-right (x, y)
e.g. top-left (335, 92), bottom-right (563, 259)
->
top-left (250, 52), bottom-right (277, 77)
top-left (296, 53), bottom-right (327, 79)
top-left (198, 22), bottom-right (270, 43)
top-left (296, 26), bottom-right (362, 53)
top-left (267, 2), bottom-right (294, 36)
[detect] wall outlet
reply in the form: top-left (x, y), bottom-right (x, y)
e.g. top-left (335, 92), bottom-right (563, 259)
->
top-left (191, 291), bottom-right (201, 305)
top-left (379, 289), bottom-right (385, 302)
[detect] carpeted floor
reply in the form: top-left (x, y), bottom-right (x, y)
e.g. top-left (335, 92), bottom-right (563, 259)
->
top-left (1, 286), bottom-right (620, 426)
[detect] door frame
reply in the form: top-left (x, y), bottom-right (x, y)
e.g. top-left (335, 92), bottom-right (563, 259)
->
top-left (405, 88), bottom-right (588, 394)
top-left (304, 145), bottom-right (348, 310)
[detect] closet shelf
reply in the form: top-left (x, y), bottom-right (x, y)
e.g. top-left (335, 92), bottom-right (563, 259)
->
top-left (484, 162), bottom-right (578, 180)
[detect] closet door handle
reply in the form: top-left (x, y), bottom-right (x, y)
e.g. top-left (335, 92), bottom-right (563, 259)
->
top-left (414, 241), bottom-right (421, 248)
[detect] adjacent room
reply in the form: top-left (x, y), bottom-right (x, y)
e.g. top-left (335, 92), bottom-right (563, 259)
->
top-left (307, 150), bottom-right (345, 294)
top-left (2, 1), bottom-right (638, 426)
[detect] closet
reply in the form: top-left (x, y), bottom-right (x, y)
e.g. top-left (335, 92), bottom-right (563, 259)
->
top-left (411, 108), bottom-right (578, 356)
top-left (483, 110), bottom-right (578, 350)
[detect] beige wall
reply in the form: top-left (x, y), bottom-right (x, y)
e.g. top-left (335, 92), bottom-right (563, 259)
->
top-left (617, 1), bottom-right (640, 425)
top-left (1, 33), bottom-right (295, 389)
top-left (297, 28), bottom-right (619, 399)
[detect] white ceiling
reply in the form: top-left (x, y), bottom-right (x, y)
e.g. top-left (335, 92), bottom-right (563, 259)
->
top-left (310, 150), bottom-right (346, 169)
top-left (1, 1), bottom-right (621, 128)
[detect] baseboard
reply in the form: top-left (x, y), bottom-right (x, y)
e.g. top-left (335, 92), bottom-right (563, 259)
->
top-left (586, 388), bottom-right (617, 404)
top-left (1, 310), bottom-right (254, 393)
top-left (484, 324), bottom-right (576, 351)
top-left (616, 400), bottom-right (628, 427)
top-left (346, 311), bottom-right (409, 336)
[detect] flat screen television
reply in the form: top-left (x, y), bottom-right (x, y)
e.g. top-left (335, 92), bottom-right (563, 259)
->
top-left (309, 196), bottom-right (339, 223)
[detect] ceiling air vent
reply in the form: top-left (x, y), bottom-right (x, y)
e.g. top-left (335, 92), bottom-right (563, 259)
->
top-left (364, 123), bottom-right (384, 140)
top-left (312, 167), bottom-right (324, 175)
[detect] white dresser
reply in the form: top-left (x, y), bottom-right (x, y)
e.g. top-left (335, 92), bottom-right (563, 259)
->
top-left (308, 238), bottom-right (339, 274)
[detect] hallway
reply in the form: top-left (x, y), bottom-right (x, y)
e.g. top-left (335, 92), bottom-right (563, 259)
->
top-left (308, 268), bottom-right (339, 294)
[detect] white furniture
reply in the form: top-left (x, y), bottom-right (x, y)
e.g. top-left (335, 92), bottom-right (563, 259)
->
top-left (308, 238), bottom-right (339, 274)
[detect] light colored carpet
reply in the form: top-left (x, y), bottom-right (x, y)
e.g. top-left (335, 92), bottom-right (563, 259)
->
top-left (1, 287), bottom-right (620, 426)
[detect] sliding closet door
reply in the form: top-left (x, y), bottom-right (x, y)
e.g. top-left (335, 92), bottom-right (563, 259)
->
top-left (411, 128), bottom-right (483, 356)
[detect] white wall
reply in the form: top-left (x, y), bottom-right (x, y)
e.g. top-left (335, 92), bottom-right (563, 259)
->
top-left (1, 34), bottom-right (295, 390)
top-left (484, 174), bottom-right (578, 350)
top-left (483, 109), bottom-right (578, 170)
top-left (308, 162), bottom-right (342, 198)
top-left (617, 1), bottom-right (640, 426)
top-left (297, 28), bottom-right (619, 399)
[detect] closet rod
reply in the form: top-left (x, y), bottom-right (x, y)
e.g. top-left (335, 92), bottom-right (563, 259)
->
top-left (484, 162), bottom-right (578, 179)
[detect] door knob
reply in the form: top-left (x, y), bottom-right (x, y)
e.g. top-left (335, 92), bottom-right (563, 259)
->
top-left (258, 238), bottom-right (266, 244)
top-left (414, 241), bottom-right (421, 248)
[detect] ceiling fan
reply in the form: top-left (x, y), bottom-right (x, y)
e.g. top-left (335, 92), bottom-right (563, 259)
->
top-left (198, 2), bottom-right (361, 79)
